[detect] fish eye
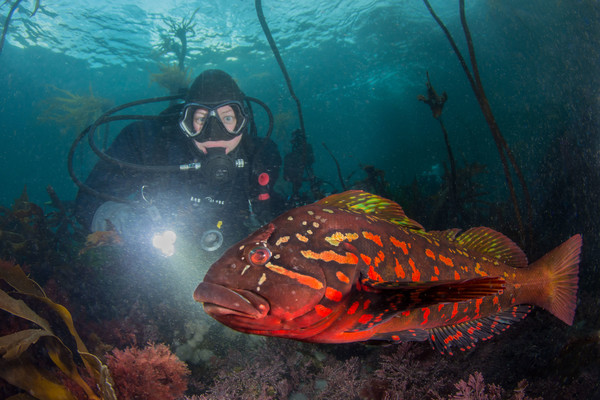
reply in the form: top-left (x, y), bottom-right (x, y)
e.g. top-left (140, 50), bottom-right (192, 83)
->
top-left (249, 246), bottom-right (272, 266)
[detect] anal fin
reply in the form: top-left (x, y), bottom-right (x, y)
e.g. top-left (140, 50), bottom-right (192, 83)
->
top-left (428, 305), bottom-right (532, 355)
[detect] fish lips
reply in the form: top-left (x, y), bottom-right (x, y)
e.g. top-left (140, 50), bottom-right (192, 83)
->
top-left (194, 282), bottom-right (270, 319)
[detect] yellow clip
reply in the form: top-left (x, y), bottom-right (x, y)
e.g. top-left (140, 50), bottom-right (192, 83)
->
top-left (217, 221), bottom-right (223, 229)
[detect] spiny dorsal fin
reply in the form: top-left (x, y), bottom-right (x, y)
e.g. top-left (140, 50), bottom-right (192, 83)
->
top-left (453, 227), bottom-right (528, 268)
top-left (317, 190), bottom-right (424, 231)
top-left (428, 228), bottom-right (461, 242)
top-left (427, 305), bottom-right (531, 355)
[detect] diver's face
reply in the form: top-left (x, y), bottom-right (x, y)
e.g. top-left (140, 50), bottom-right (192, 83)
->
top-left (192, 105), bottom-right (238, 133)
top-left (191, 104), bottom-right (243, 155)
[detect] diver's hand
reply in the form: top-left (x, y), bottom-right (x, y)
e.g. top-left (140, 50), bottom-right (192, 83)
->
top-left (90, 201), bottom-right (149, 240)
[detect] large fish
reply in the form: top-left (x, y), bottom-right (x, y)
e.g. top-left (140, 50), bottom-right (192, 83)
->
top-left (194, 191), bottom-right (581, 354)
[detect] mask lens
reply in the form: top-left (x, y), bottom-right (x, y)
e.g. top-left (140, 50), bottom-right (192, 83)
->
top-left (179, 102), bottom-right (248, 139)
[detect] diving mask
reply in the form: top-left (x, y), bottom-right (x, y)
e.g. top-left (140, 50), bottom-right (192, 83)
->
top-left (179, 101), bottom-right (249, 142)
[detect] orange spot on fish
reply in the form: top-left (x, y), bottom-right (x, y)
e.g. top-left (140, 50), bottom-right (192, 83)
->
top-left (362, 231), bottom-right (383, 247)
top-left (402, 310), bottom-right (410, 316)
top-left (475, 263), bottom-right (488, 277)
top-left (363, 299), bottom-right (371, 309)
top-left (425, 249), bottom-right (436, 260)
top-left (475, 298), bottom-right (483, 316)
top-left (450, 303), bottom-right (458, 319)
top-left (421, 307), bottom-right (430, 325)
top-left (456, 315), bottom-right (470, 324)
top-left (444, 330), bottom-right (464, 345)
top-left (368, 265), bottom-right (383, 282)
top-left (439, 254), bottom-right (454, 267)
top-left (409, 258), bottom-right (420, 282)
top-left (390, 236), bottom-right (402, 248)
top-left (347, 301), bottom-right (359, 314)
top-left (392, 335), bottom-right (400, 341)
top-left (374, 256), bottom-right (382, 267)
top-left (265, 262), bottom-right (324, 290)
top-left (296, 233), bottom-right (309, 242)
top-left (431, 276), bottom-right (439, 281)
top-left (438, 304), bottom-right (444, 311)
top-left (358, 314), bottom-right (374, 324)
top-left (394, 259), bottom-right (405, 279)
top-left (454, 271), bottom-right (461, 280)
top-left (336, 271), bottom-right (350, 283)
top-left (315, 304), bottom-right (332, 317)
top-left (301, 249), bottom-right (358, 265)
top-left (399, 241), bottom-right (409, 255)
top-left (325, 287), bottom-right (343, 302)
top-left (360, 254), bottom-right (372, 265)
top-left (434, 266), bottom-right (440, 275)
top-left (493, 296), bottom-right (499, 305)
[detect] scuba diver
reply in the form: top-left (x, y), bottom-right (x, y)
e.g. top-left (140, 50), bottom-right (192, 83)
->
top-left (75, 69), bottom-right (284, 254)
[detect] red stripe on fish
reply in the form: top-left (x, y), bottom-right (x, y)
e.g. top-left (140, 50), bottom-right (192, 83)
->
top-left (394, 258), bottom-right (405, 279)
top-left (326, 287), bottom-right (343, 302)
top-left (409, 258), bottom-right (420, 281)
top-left (362, 231), bottom-right (383, 247)
top-left (315, 304), bottom-right (332, 317)
top-left (265, 262), bottom-right (324, 290)
top-left (336, 271), bottom-right (350, 283)
top-left (425, 249), bottom-right (436, 260)
top-left (301, 249), bottom-right (359, 265)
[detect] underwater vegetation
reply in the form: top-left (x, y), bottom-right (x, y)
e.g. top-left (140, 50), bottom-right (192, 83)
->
top-left (149, 63), bottom-right (192, 95)
top-left (188, 339), bottom-right (545, 400)
top-left (38, 86), bottom-right (113, 134)
top-left (106, 343), bottom-right (190, 400)
top-left (0, 260), bottom-right (117, 400)
top-left (153, 7), bottom-right (200, 70)
top-left (0, 260), bottom-right (192, 400)
top-left (0, 0), bottom-right (40, 55)
top-left (422, 0), bottom-right (533, 246)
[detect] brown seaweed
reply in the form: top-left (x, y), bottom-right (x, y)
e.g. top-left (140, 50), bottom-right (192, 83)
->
top-left (0, 261), bottom-right (117, 400)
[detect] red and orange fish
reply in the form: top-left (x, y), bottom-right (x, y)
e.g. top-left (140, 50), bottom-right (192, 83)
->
top-left (194, 191), bottom-right (581, 354)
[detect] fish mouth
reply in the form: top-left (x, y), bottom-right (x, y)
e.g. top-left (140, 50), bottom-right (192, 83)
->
top-left (193, 282), bottom-right (270, 319)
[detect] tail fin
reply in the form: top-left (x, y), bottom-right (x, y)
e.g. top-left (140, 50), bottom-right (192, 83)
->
top-left (531, 234), bottom-right (582, 325)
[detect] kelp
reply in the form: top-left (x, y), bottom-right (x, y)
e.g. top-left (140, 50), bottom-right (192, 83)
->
top-left (154, 7), bottom-right (200, 70)
top-left (0, 0), bottom-right (40, 55)
top-left (0, 260), bottom-right (117, 400)
top-left (38, 86), bottom-right (113, 133)
top-left (418, 72), bottom-right (457, 217)
top-left (422, 0), bottom-right (533, 247)
top-left (150, 63), bottom-right (191, 95)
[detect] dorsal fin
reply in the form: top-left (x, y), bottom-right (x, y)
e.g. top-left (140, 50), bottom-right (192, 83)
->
top-left (316, 190), bottom-right (424, 231)
top-left (452, 227), bottom-right (528, 268)
top-left (428, 228), bottom-right (461, 242)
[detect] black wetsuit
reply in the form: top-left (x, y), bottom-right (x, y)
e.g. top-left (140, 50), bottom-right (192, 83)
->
top-left (75, 115), bottom-right (283, 249)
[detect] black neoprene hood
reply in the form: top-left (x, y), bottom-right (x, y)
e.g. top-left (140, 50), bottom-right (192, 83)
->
top-left (186, 69), bottom-right (245, 105)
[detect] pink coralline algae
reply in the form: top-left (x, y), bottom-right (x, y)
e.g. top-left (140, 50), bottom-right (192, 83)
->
top-left (105, 342), bottom-right (190, 400)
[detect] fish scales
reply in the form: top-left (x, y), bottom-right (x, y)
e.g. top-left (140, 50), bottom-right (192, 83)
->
top-left (194, 191), bottom-right (582, 354)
